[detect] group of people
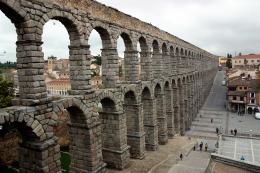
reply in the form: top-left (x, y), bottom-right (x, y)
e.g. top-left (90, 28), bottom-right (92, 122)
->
top-left (231, 128), bottom-right (238, 136)
top-left (199, 141), bottom-right (208, 151)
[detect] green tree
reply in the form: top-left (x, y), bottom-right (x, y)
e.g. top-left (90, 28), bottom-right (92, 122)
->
top-left (244, 58), bottom-right (248, 65)
top-left (0, 77), bottom-right (14, 108)
top-left (226, 59), bottom-right (232, 69)
top-left (92, 55), bottom-right (101, 65)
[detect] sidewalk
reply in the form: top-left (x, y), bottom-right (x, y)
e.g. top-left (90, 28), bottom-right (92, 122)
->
top-left (107, 137), bottom-right (196, 173)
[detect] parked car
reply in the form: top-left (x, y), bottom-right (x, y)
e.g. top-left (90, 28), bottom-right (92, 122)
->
top-left (255, 112), bottom-right (260, 120)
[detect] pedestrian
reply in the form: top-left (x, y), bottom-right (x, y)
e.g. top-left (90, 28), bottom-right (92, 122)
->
top-left (199, 142), bottom-right (203, 151)
top-left (231, 129), bottom-right (233, 135)
top-left (180, 153), bottom-right (183, 160)
top-left (234, 128), bottom-right (237, 136)
top-left (205, 143), bottom-right (208, 151)
top-left (193, 145), bottom-right (196, 151)
top-left (211, 118), bottom-right (213, 123)
top-left (240, 155), bottom-right (245, 161)
top-left (216, 127), bottom-right (219, 134)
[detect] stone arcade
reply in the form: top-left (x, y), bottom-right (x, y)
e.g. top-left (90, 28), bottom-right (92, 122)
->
top-left (0, 0), bottom-right (218, 172)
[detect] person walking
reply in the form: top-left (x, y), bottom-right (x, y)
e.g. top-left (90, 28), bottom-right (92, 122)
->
top-left (231, 129), bottom-right (233, 135)
top-left (211, 118), bottom-right (213, 123)
top-left (205, 143), bottom-right (208, 151)
top-left (199, 142), bottom-right (203, 151)
top-left (216, 127), bottom-right (219, 134)
top-left (180, 153), bottom-right (183, 160)
top-left (234, 128), bottom-right (237, 136)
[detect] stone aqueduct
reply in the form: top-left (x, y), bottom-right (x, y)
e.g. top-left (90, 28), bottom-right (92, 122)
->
top-left (0, 0), bottom-right (218, 172)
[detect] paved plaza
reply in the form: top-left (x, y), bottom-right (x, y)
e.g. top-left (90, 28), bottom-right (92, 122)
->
top-left (218, 136), bottom-right (260, 165)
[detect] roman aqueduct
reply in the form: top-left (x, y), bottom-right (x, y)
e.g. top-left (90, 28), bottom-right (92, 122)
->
top-left (0, 0), bottom-right (218, 172)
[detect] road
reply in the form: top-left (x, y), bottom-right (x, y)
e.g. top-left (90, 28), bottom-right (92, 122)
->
top-left (167, 71), bottom-right (227, 173)
top-left (203, 70), bottom-right (226, 111)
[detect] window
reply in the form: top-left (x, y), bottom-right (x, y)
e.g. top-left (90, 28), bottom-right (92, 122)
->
top-left (239, 60), bottom-right (241, 63)
top-left (244, 87), bottom-right (247, 90)
top-left (240, 97), bottom-right (244, 101)
top-left (251, 99), bottom-right (255, 104)
top-left (251, 93), bottom-right (255, 97)
top-left (239, 87), bottom-right (242, 90)
top-left (251, 60), bottom-right (254, 63)
top-left (233, 96), bottom-right (236, 100)
top-left (235, 61), bottom-right (237, 63)
top-left (257, 59), bottom-right (260, 62)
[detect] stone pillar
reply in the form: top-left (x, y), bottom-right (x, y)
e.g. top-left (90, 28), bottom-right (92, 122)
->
top-left (140, 51), bottom-right (153, 81)
top-left (165, 87), bottom-right (174, 138)
top-left (123, 102), bottom-right (145, 159)
top-left (100, 111), bottom-right (130, 169)
top-left (124, 50), bottom-right (140, 82)
top-left (171, 54), bottom-right (178, 76)
top-left (177, 56), bottom-right (183, 75)
top-left (155, 93), bottom-right (168, 144)
top-left (19, 138), bottom-right (61, 173)
top-left (68, 123), bottom-right (106, 173)
top-left (101, 48), bottom-right (119, 88)
top-left (183, 84), bottom-right (189, 131)
top-left (162, 52), bottom-right (171, 76)
top-left (172, 87), bottom-right (180, 134)
top-left (143, 98), bottom-right (158, 151)
top-left (178, 85), bottom-right (185, 135)
top-left (16, 40), bottom-right (47, 106)
top-left (152, 52), bottom-right (163, 78)
top-left (69, 44), bottom-right (92, 95)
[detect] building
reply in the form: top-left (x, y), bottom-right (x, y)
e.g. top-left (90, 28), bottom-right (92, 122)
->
top-left (227, 77), bottom-right (250, 113)
top-left (219, 56), bottom-right (227, 66)
top-left (46, 78), bottom-right (71, 96)
top-left (246, 80), bottom-right (260, 114)
top-left (232, 54), bottom-right (260, 68)
top-left (227, 74), bottom-right (260, 114)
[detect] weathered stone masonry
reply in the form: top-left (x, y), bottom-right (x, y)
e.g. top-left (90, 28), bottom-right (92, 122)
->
top-left (0, 0), bottom-right (218, 172)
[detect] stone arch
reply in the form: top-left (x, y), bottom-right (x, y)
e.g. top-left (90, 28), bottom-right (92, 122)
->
top-left (88, 25), bottom-right (113, 49)
top-left (40, 9), bottom-right (91, 95)
top-left (96, 90), bottom-right (129, 168)
top-left (0, 111), bottom-right (61, 172)
top-left (0, 1), bottom-right (28, 26)
top-left (139, 36), bottom-right (152, 81)
top-left (175, 47), bottom-right (180, 56)
top-left (185, 49), bottom-right (188, 56)
top-left (96, 90), bottom-right (121, 112)
top-left (162, 43), bottom-right (168, 55)
top-left (152, 40), bottom-right (160, 53)
top-left (154, 83), bottom-right (168, 144)
top-left (40, 9), bottom-right (83, 45)
top-left (52, 98), bottom-right (104, 172)
top-left (139, 36), bottom-right (149, 52)
top-left (141, 86), bottom-right (158, 151)
top-left (119, 32), bottom-right (134, 51)
top-left (180, 48), bottom-right (184, 56)
top-left (123, 90), bottom-right (145, 159)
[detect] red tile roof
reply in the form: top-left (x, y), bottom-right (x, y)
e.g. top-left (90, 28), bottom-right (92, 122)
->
top-left (232, 54), bottom-right (260, 60)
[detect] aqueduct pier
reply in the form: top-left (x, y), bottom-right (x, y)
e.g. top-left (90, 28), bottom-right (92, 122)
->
top-left (0, 0), bottom-right (218, 172)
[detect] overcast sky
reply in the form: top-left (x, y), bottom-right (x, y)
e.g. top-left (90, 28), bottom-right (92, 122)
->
top-left (1, 0), bottom-right (260, 62)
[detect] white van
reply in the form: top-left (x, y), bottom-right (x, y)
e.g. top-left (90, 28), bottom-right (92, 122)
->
top-left (255, 112), bottom-right (260, 120)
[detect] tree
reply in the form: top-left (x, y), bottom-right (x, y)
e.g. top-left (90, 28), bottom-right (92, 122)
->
top-left (0, 77), bottom-right (14, 108)
top-left (244, 58), bottom-right (248, 65)
top-left (226, 59), bottom-right (232, 69)
top-left (92, 55), bottom-right (101, 65)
